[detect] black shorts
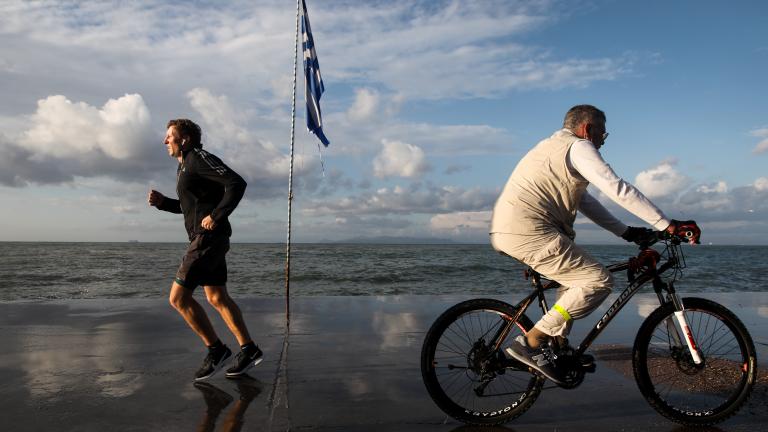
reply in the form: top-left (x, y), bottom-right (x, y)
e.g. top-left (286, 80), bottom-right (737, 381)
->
top-left (175, 233), bottom-right (230, 290)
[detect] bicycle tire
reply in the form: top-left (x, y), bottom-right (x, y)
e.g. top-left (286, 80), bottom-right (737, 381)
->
top-left (632, 297), bottom-right (757, 426)
top-left (421, 298), bottom-right (542, 425)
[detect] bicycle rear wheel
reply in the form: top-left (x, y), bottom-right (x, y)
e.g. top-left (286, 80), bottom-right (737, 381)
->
top-left (633, 297), bottom-right (757, 426)
top-left (421, 298), bottom-right (542, 425)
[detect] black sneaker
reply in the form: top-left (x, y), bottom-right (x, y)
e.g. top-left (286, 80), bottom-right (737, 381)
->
top-left (505, 335), bottom-right (566, 385)
top-left (226, 345), bottom-right (264, 377)
top-left (194, 345), bottom-right (232, 381)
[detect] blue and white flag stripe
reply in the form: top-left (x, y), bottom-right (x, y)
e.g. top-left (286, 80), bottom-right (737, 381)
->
top-left (301, 0), bottom-right (329, 146)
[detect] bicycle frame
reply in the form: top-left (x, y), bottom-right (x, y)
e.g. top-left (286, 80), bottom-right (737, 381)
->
top-left (492, 242), bottom-right (703, 364)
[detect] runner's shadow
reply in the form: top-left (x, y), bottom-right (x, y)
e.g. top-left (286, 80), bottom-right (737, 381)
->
top-left (194, 376), bottom-right (263, 432)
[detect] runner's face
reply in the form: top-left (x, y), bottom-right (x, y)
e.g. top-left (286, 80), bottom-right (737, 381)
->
top-left (164, 126), bottom-right (183, 158)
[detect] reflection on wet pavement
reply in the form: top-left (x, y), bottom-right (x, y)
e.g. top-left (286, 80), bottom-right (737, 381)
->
top-left (194, 376), bottom-right (263, 432)
top-left (0, 294), bottom-right (765, 431)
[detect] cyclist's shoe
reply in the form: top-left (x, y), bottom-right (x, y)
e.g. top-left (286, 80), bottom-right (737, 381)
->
top-left (226, 345), bottom-right (264, 378)
top-left (505, 335), bottom-right (566, 386)
top-left (195, 345), bottom-right (232, 381)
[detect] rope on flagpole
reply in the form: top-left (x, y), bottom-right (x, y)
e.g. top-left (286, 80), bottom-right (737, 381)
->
top-left (285, 0), bottom-right (301, 324)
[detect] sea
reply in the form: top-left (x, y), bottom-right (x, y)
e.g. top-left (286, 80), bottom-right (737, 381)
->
top-left (0, 242), bottom-right (766, 301)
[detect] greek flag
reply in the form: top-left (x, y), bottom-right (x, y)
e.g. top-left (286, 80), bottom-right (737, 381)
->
top-left (301, 0), bottom-right (329, 146)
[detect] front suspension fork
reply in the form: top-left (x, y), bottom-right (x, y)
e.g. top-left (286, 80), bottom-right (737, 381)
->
top-left (658, 282), bottom-right (703, 365)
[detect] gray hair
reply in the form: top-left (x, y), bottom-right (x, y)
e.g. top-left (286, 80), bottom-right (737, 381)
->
top-left (563, 105), bottom-right (606, 130)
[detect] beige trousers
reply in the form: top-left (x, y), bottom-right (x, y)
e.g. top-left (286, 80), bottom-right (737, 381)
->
top-left (491, 232), bottom-right (614, 337)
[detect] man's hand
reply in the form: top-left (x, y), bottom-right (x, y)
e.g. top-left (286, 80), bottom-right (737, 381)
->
top-left (201, 215), bottom-right (217, 230)
top-left (621, 226), bottom-right (655, 245)
top-left (148, 189), bottom-right (165, 207)
top-left (666, 219), bottom-right (701, 244)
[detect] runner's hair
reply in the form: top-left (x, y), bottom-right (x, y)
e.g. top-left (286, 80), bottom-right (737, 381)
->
top-left (167, 118), bottom-right (203, 148)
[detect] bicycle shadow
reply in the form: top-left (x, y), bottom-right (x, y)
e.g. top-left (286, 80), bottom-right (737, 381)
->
top-left (193, 375), bottom-right (263, 432)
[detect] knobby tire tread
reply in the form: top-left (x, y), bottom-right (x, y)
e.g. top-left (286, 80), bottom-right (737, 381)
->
top-left (632, 297), bottom-right (757, 426)
top-left (421, 298), bottom-right (541, 425)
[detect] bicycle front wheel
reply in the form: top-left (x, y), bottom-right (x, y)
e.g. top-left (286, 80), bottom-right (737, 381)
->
top-left (633, 297), bottom-right (757, 426)
top-left (421, 298), bottom-right (542, 425)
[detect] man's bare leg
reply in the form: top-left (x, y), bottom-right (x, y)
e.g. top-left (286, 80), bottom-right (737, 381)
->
top-left (204, 285), bottom-right (252, 346)
top-left (169, 282), bottom-right (219, 346)
top-left (526, 327), bottom-right (550, 349)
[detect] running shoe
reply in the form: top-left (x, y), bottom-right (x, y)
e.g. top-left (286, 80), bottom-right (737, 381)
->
top-left (194, 345), bottom-right (232, 381)
top-left (505, 335), bottom-right (566, 385)
top-left (226, 345), bottom-right (264, 377)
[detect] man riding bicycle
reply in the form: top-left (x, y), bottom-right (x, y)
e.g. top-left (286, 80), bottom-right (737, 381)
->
top-left (489, 104), bottom-right (700, 385)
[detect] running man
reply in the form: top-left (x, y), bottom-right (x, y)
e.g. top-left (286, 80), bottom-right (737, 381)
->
top-left (490, 105), bottom-right (699, 384)
top-left (149, 118), bottom-right (263, 381)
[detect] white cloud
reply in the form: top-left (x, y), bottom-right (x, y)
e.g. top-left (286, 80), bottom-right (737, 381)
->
top-left (750, 127), bottom-right (768, 154)
top-left (20, 94), bottom-right (151, 160)
top-left (184, 87), bottom-right (321, 198)
top-left (347, 88), bottom-right (380, 122)
top-left (319, 1), bottom-right (639, 99)
top-left (0, 93), bottom-right (163, 186)
top-left (634, 161), bottom-right (688, 198)
top-left (0, 1), bottom-right (639, 108)
top-left (696, 181), bottom-right (727, 194)
top-left (754, 177), bottom-right (768, 191)
top-left (373, 139), bottom-right (429, 178)
top-left (430, 211), bottom-right (490, 232)
top-left (303, 183), bottom-right (496, 217)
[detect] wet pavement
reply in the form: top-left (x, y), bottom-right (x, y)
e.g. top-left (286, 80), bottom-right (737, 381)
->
top-left (0, 293), bottom-right (766, 431)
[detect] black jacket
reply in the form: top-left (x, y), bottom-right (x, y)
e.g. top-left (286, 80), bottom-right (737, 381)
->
top-left (158, 147), bottom-right (247, 240)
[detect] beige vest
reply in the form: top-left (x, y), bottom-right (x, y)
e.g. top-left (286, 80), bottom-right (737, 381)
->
top-left (490, 129), bottom-right (588, 238)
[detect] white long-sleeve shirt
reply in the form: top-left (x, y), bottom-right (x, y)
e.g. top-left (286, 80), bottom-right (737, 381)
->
top-left (568, 139), bottom-right (671, 236)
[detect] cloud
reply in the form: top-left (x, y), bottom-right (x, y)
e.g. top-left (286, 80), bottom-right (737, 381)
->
top-left (634, 160), bottom-right (689, 198)
top-left (20, 94), bottom-right (151, 160)
top-left (750, 127), bottom-right (768, 154)
top-left (755, 177), bottom-right (768, 191)
top-left (185, 87), bottom-right (321, 199)
top-left (302, 183), bottom-right (496, 217)
top-left (347, 88), bottom-right (380, 122)
top-left (373, 139), bottom-right (429, 178)
top-left (696, 181), bottom-right (727, 194)
top-left (0, 1), bottom-right (639, 108)
top-left (430, 211), bottom-right (491, 236)
top-left (318, 1), bottom-right (640, 100)
top-left (0, 94), bottom-right (161, 187)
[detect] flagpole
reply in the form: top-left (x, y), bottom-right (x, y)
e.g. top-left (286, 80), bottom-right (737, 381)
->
top-left (285, 0), bottom-right (301, 324)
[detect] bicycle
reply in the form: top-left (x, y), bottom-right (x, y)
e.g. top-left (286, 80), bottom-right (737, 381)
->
top-left (420, 231), bottom-right (757, 426)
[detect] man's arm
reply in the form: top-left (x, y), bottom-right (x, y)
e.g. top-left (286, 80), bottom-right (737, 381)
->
top-left (148, 190), bottom-right (181, 213)
top-left (569, 139), bottom-right (671, 231)
top-left (578, 190), bottom-right (627, 236)
top-left (194, 150), bottom-right (247, 223)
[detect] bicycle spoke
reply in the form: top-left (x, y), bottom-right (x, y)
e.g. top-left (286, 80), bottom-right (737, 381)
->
top-left (642, 307), bottom-right (751, 417)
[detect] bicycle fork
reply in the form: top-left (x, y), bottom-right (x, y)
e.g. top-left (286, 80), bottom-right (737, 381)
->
top-left (661, 289), bottom-right (704, 365)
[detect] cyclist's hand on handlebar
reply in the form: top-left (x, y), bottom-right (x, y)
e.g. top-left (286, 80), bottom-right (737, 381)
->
top-left (621, 226), bottom-right (656, 246)
top-left (666, 219), bottom-right (701, 244)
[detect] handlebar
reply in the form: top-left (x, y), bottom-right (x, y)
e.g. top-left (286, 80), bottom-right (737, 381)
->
top-left (637, 228), bottom-right (700, 250)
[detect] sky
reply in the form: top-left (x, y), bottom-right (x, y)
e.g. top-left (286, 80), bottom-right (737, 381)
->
top-left (0, 0), bottom-right (766, 244)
